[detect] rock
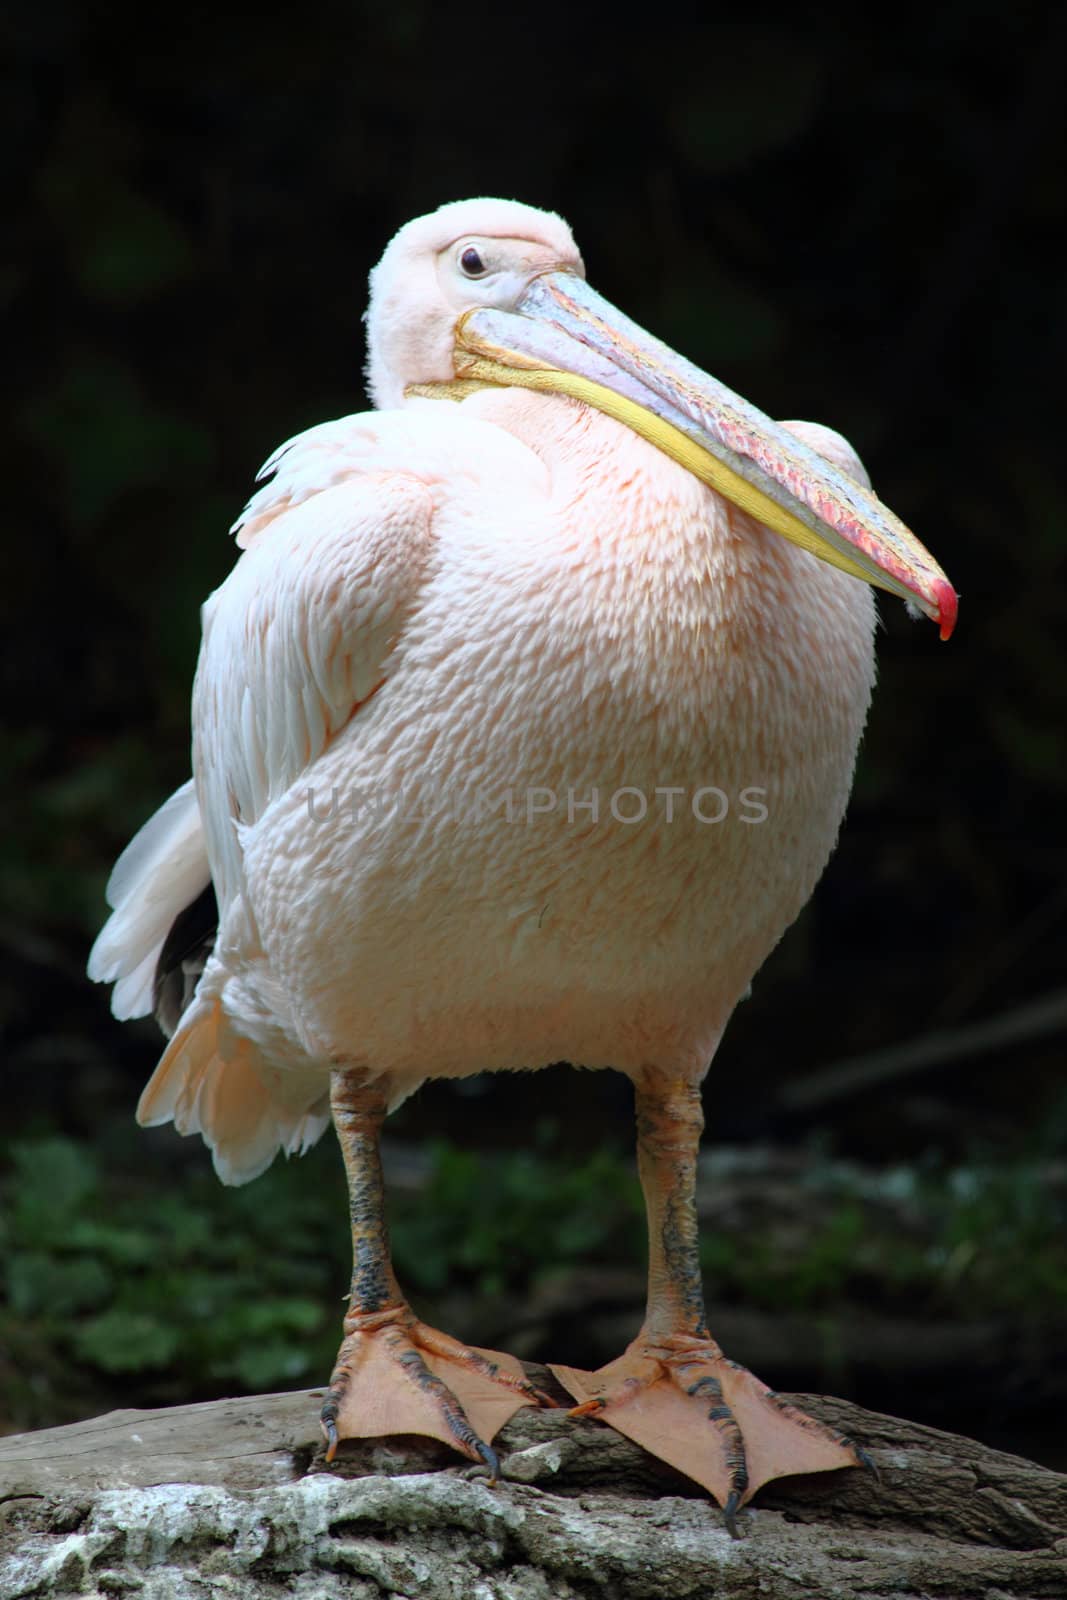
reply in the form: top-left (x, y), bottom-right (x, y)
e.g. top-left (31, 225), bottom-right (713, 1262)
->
top-left (2, 1374), bottom-right (1065, 1598)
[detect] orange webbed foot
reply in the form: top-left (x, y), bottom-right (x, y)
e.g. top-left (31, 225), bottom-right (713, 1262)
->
top-left (551, 1334), bottom-right (866, 1533)
top-left (320, 1306), bottom-right (557, 1472)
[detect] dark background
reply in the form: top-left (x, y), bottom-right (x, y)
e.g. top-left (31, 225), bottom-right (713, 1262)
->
top-left (4, 2), bottom-right (1066, 1464)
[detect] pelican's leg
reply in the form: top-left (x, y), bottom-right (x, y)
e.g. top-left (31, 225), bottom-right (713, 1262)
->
top-left (320, 1070), bottom-right (553, 1468)
top-left (551, 1072), bottom-right (865, 1529)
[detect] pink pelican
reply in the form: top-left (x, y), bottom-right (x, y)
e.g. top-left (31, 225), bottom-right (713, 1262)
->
top-left (89, 199), bottom-right (956, 1527)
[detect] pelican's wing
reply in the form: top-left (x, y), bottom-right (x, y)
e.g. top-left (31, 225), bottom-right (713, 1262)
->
top-left (195, 415), bottom-right (437, 907)
top-left (88, 415), bottom-right (437, 1026)
top-left (106, 415), bottom-right (444, 1184)
top-left (87, 778), bottom-right (210, 1020)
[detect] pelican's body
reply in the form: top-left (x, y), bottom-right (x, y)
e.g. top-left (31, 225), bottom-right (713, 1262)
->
top-left (90, 200), bottom-right (953, 1521)
top-left (206, 392), bottom-right (870, 1123)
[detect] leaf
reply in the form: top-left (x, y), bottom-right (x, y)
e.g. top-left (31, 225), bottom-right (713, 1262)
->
top-left (6, 1252), bottom-right (112, 1317)
top-left (10, 1138), bottom-right (96, 1239)
top-left (226, 1341), bottom-right (318, 1390)
top-left (66, 1220), bottom-right (157, 1268)
top-left (74, 1310), bottom-right (180, 1373)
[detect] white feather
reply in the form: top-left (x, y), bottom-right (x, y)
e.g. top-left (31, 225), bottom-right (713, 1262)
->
top-left (88, 779), bottom-right (210, 1008)
top-left (111, 948), bottom-right (161, 1021)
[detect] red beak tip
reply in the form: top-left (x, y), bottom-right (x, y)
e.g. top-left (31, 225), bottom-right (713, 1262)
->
top-left (935, 580), bottom-right (958, 642)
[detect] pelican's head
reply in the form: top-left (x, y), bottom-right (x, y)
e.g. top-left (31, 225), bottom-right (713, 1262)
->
top-left (365, 199), bottom-right (584, 410)
top-left (365, 199), bottom-right (956, 639)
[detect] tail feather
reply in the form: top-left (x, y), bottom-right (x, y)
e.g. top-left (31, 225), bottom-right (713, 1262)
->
top-left (200, 1044), bottom-right (281, 1183)
top-left (137, 998), bottom-right (219, 1131)
top-left (137, 1000), bottom-right (329, 1185)
top-left (99, 781), bottom-right (331, 1184)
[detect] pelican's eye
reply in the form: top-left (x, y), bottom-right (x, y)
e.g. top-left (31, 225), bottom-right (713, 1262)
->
top-left (459, 245), bottom-right (487, 277)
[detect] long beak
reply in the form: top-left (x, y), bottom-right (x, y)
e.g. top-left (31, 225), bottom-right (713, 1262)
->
top-left (417, 272), bottom-right (957, 640)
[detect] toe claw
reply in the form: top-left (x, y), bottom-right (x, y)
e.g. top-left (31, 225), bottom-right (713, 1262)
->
top-left (320, 1409), bottom-right (339, 1464)
top-left (854, 1443), bottom-right (879, 1480)
top-left (567, 1397), bottom-right (606, 1418)
top-left (722, 1489), bottom-right (742, 1539)
top-left (474, 1438), bottom-right (500, 1484)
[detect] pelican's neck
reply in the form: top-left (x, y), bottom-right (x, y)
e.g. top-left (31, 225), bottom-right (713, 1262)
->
top-left (457, 384), bottom-right (666, 474)
top-left (455, 385), bottom-right (721, 545)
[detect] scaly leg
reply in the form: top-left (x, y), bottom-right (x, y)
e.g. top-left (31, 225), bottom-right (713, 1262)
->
top-left (320, 1071), bottom-right (553, 1470)
top-left (550, 1072), bottom-right (865, 1528)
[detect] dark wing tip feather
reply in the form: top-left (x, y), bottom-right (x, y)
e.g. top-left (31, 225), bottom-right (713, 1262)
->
top-left (153, 883), bottom-right (219, 1037)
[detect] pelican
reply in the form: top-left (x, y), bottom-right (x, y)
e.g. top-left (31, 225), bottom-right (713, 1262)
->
top-left (89, 199), bottom-right (955, 1527)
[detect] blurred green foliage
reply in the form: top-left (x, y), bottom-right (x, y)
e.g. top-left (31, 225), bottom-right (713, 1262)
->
top-left (0, 1132), bottom-right (643, 1427)
top-left (1, 1136), bottom-right (344, 1410)
top-left (392, 1143), bottom-right (640, 1298)
top-left (4, 1129), bottom-right (1065, 1433)
top-left (700, 1156), bottom-right (1067, 1317)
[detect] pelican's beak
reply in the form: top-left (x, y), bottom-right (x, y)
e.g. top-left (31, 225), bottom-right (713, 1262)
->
top-left (420, 272), bottom-right (957, 639)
